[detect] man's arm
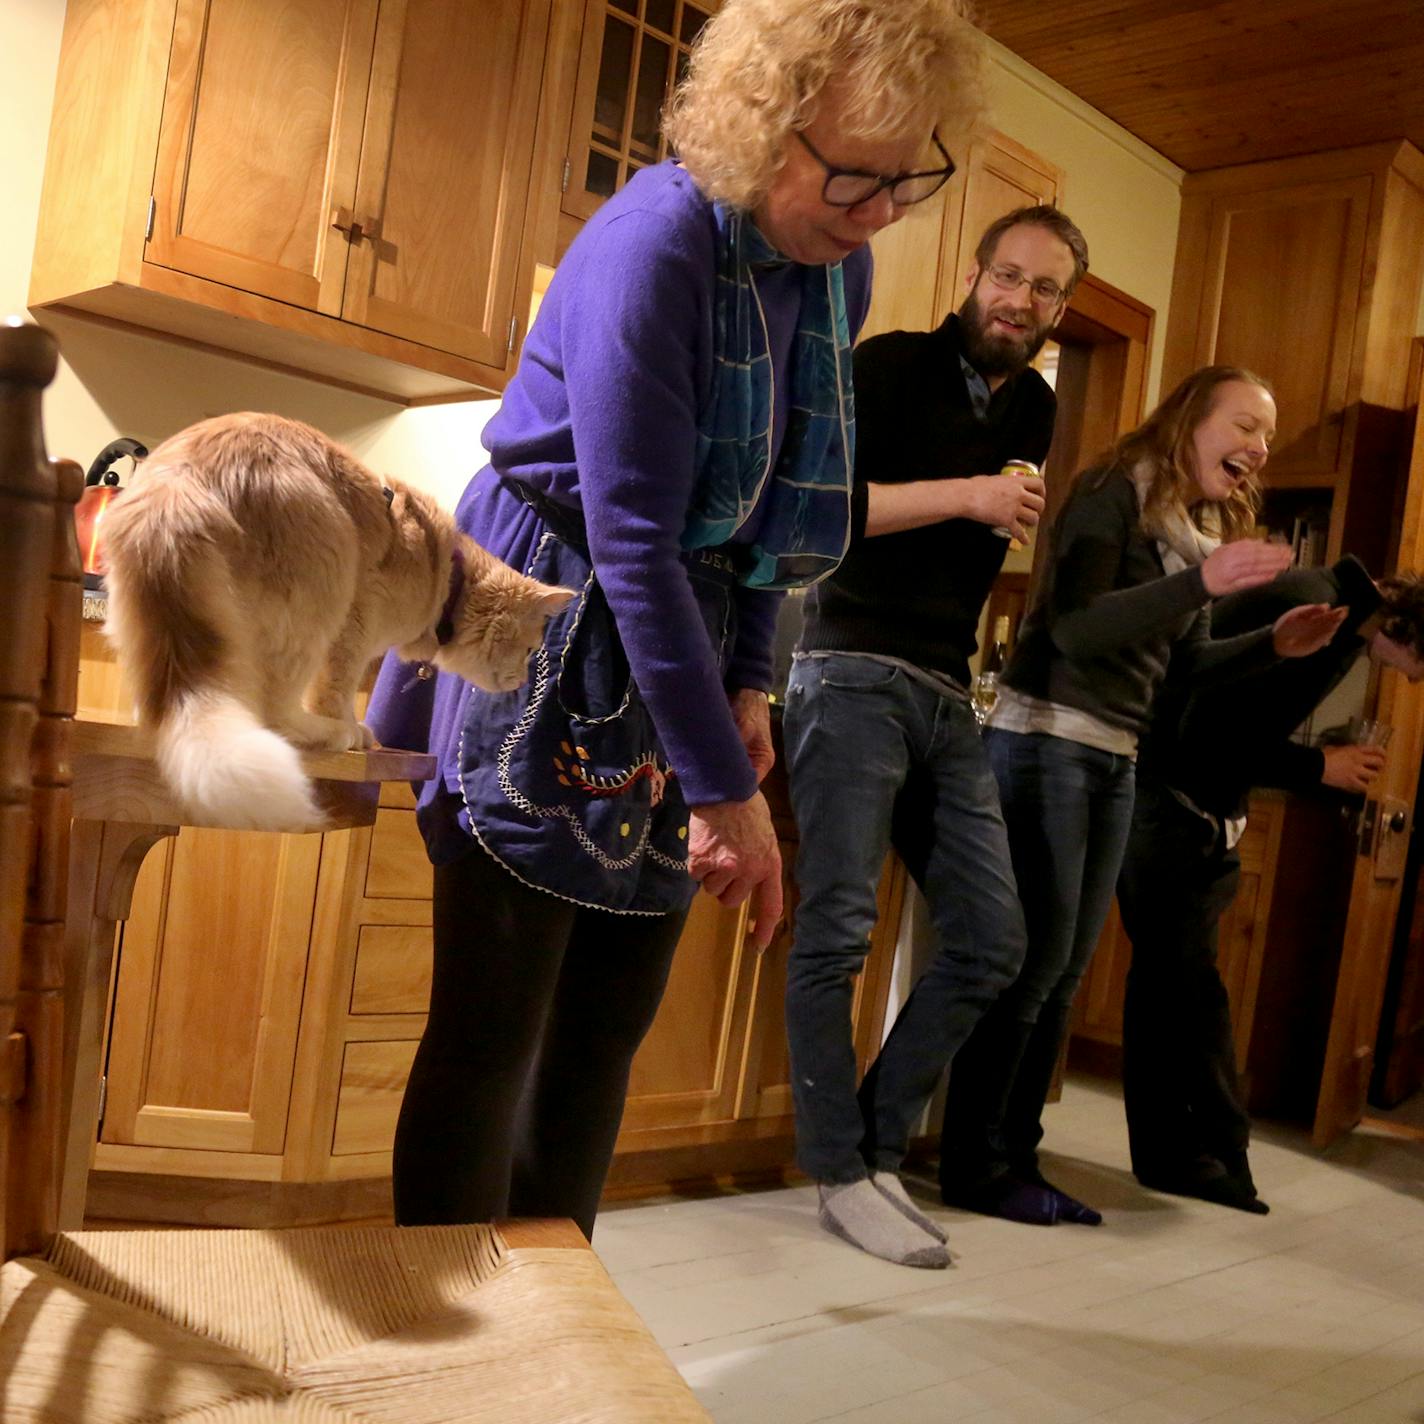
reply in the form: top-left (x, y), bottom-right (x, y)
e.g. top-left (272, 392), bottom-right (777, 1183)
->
top-left (865, 474), bottom-right (1045, 538)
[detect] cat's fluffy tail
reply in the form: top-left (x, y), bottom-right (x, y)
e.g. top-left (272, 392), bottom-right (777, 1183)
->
top-left (156, 692), bottom-right (321, 830)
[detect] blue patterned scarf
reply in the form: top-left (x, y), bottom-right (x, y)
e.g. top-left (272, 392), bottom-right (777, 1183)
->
top-left (682, 207), bottom-right (855, 590)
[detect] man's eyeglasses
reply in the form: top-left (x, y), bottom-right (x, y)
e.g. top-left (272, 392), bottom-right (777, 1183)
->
top-left (796, 130), bottom-right (956, 208)
top-left (982, 262), bottom-right (1069, 307)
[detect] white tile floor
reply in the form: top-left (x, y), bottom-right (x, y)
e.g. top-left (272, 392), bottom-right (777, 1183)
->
top-left (594, 1073), bottom-right (1424, 1423)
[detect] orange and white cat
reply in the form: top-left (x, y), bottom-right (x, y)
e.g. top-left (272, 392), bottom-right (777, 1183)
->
top-left (102, 413), bottom-right (572, 829)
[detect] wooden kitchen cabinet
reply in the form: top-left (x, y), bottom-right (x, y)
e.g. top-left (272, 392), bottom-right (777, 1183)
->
top-left (1162, 141), bottom-right (1424, 573)
top-left (32, 0), bottom-right (557, 402)
top-left (561, 0), bottom-right (718, 225)
top-left (1073, 794), bottom-right (1287, 1073)
top-left (78, 620), bottom-right (904, 1215)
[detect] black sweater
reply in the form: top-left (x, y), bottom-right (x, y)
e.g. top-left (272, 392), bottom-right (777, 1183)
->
top-left (1001, 466), bottom-right (1277, 736)
top-left (798, 313), bottom-right (1056, 687)
top-left (1138, 556), bottom-right (1381, 818)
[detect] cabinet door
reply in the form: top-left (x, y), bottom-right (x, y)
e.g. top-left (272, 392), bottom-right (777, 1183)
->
top-left (102, 828), bottom-right (321, 1155)
top-left (562, 0), bottom-right (717, 224)
top-left (1166, 174), bottom-right (1373, 488)
top-left (619, 889), bottom-right (758, 1135)
top-left (339, 0), bottom-right (552, 366)
top-left (1074, 798), bottom-right (1283, 1069)
top-left (147, 0), bottom-right (379, 315)
top-left (738, 853), bottom-right (905, 1122)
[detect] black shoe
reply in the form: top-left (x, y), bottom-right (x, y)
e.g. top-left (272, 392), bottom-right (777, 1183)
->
top-left (1138, 1161), bottom-right (1269, 1215)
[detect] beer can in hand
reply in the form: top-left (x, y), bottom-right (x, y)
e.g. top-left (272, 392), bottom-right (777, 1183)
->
top-left (992, 459), bottom-right (1042, 550)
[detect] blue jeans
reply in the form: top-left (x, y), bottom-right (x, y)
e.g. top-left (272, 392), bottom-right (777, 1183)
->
top-left (783, 654), bottom-right (1027, 1183)
top-left (941, 728), bottom-right (1135, 1190)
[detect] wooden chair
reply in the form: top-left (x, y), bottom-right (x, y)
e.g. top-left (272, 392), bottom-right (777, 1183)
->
top-left (0, 321), bottom-right (710, 1422)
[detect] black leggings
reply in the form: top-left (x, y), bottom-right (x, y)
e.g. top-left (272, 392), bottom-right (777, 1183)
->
top-left (393, 845), bottom-right (687, 1238)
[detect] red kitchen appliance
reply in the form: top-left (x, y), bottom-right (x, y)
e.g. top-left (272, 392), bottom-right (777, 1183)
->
top-left (75, 437), bottom-right (146, 583)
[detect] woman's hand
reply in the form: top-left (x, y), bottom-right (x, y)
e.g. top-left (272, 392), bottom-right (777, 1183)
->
top-left (729, 687), bottom-right (774, 784)
top-left (1200, 539), bottom-right (1292, 596)
top-left (687, 793), bottom-right (783, 951)
top-left (1272, 602), bottom-right (1348, 658)
top-left (1321, 744), bottom-right (1388, 793)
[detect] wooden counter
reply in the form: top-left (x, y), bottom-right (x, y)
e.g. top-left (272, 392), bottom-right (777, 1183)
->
top-left (75, 624), bottom-right (905, 1225)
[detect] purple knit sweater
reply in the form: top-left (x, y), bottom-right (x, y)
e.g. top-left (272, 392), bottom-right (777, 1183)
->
top-left (367, 162), bottom-right (872, 848)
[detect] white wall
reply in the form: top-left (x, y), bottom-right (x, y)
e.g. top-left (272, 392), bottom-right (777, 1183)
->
top-left (984, 38), bottom-right (1184, 407)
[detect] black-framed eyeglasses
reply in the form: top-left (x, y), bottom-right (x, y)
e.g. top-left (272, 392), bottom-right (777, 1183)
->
top-left (796, 130), bottom-right (956, 208)
top-left (982, 262), bottom-right (1069, 307)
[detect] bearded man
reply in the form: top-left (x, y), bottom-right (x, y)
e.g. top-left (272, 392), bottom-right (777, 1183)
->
top-left (783, 206), bottom-right (1089, 1265)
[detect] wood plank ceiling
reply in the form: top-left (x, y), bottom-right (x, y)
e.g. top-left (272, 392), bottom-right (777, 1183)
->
top-left (978, 0), bottom-right (1424, 171)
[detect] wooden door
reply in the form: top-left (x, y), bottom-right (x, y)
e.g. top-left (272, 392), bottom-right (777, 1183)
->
top-left (101, 829), bottom-right (320, 1155)
top-left (147, 0), bottom-right (379, 316)
top-left (339, 0), bottom-right (552, 367)
top-left (561, 0), bottom-right (717, 225)
top-left (1313, 377), bottom-right (1424, 1146)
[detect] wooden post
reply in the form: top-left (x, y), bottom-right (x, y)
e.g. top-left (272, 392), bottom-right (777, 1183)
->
top-left (0, 321), bottom-right (62, 1260)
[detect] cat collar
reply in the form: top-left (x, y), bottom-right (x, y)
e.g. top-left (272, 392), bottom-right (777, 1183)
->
top-left (434, 546), bottom-right (465, 646)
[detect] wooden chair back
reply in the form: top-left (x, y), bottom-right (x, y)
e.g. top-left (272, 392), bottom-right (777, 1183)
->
top-left (0, 321), bottom-right (82, 1261)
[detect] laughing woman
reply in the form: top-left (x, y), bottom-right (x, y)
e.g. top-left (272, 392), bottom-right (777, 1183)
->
top-left (366, 0), bottom-right (987, 1239)
top-left (937, 366), bottom-right (1346, 1226)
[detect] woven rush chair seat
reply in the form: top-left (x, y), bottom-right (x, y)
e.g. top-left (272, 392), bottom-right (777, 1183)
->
top-left (1, 1221), bottom-right (707, 1422)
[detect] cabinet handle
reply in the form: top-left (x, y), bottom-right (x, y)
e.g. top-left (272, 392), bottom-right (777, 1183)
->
top-left (331, 208), bottom-right (381, 244)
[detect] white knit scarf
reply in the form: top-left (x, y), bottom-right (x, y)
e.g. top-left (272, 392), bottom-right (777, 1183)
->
top-left (1129, 460), bottom-right (1220, 574)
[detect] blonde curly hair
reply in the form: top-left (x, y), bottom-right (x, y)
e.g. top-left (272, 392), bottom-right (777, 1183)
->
top-left (664, 0), bottom-right (987, 212)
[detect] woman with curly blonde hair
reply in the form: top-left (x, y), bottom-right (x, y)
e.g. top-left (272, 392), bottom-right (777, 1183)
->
top-left (367, 0), bottom-right (987, 1239)
top-left (939, 366), bottom-right (1347, 1228)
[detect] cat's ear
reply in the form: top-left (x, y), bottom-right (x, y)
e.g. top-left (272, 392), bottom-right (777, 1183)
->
top-left (537, 585), bottom-right (576, 616)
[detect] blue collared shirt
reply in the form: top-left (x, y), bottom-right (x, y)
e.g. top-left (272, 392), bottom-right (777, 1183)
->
top-left (959, 352), bottom-right (992, 421)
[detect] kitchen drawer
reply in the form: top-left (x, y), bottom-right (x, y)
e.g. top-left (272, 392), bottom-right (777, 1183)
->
top-left (364, 809), bottom-right (433, 900)
top-left (351, 925), bottom-right (433, 1016)
top-left (331, 1041), bottom-right (418, 1156)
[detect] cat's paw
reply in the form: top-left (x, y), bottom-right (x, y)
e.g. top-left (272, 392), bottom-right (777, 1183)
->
top-left (280, 711), bottom-right (365, 752)
top-left (351, 721), bottom-right (377, 750)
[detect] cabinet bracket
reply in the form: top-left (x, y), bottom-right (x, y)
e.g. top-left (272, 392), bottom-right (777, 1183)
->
top-left (145, 196), bottom-right (155, 243)
top-left (561, 157), bottom-right (571, 194)
top-left (507, 316), bottom-right (518, 354)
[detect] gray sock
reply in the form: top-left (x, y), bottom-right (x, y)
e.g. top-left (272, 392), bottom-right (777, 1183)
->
top-left (871, 1171), bottom-right (949, 1244)
top-left (818, 1179), bottom-right (949, 1269)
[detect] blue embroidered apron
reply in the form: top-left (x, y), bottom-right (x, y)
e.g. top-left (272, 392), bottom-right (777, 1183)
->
top-left (457, 513), bottom-right (738, 914)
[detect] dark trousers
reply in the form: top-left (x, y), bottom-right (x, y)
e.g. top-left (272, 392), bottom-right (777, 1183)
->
top-left (941, 729), bottom-right (1136, 1191)
top-left (783, 655), bottom-right (1027, 1183)
top-left (1117, 779), bottom-right (1252, 1180)
top-left (392, 845), bottom-right (685, 1238)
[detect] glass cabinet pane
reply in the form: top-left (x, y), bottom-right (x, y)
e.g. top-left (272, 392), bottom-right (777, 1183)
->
top-left (632, 35), bottom-right (671, 155)
top-left (680, 4), bottom-right (710, 46)
top-left (594, 16), bottom-right (635, 138)
top-left (570, 0), bottom-right (721, 216)
top-left (586, 148), bottom-right (621, 198)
